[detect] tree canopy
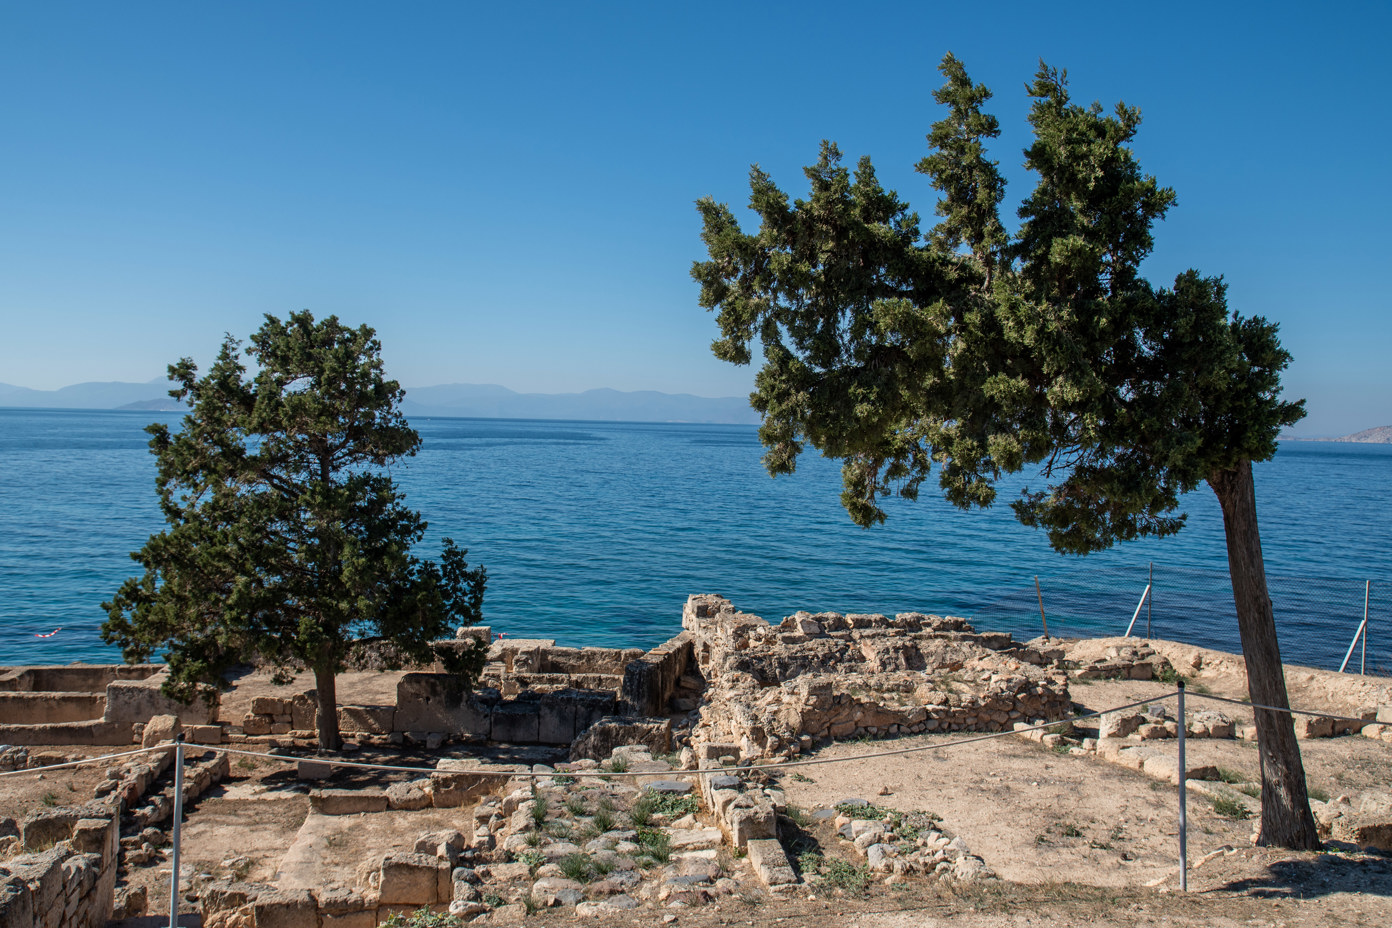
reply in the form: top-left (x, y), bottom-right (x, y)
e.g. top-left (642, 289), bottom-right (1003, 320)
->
top-left (103, 311), bottom-right (486, 752)
top-left (693, 54), bottom-right (1315, 848)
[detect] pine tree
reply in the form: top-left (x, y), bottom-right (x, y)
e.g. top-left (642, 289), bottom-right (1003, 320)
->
top-left (693, 55), bottom-right (1316, 848)
top-left (103, 311), bottom-right (486, 753)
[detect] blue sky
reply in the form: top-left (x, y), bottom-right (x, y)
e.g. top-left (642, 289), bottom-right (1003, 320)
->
top-left (2, 1), bottom-right (1388, 435)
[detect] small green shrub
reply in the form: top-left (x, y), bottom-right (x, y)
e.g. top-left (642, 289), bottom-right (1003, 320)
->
top-left (529, 796), bottom-right (549, 825)
top-left (559, 852), bottom-right (595, 882)
top-left (565, 794), bottom-right (587, 816)
top-left (817, 857), bottom-right (871, 894)
top-left (379, 908), bottom-right (465, 927)
top-left (40, 793), bottom-right (59, 808)
top-left (646, 792), bottom-right (699, 818)
top-left (1213, 797), bottom-right (1252, 820)
top-left (517, 850), bottom-right (546, 876)
top-left (607, 755), bottom-right (629, 774)
top-left (1058, 823), bottom-right (1083, 838)
top-left (790, 771), bottom-right (813, 783)
top-left (629, 796), bottom-right (655, 828)
top-left (635, 827), bottom-right (671, 865)
top-left (1215, 767), bottom-right (1246, 785)
top-left (591, 808), bottom-right (615, 833)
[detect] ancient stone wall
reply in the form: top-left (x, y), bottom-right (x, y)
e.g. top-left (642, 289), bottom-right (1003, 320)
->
top-left (680, 594), bottom-right (1073, 759)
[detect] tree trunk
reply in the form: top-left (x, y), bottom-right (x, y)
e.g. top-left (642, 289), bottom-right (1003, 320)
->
top-left (1208, 459), bottom-right (1319, 849)
top-left (313, 659), bottom-right (342, 754)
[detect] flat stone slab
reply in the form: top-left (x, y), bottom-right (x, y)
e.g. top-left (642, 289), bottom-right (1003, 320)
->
top-left (643, 780), bottom-right (693, 795)
top-left (667, 827), bottom-right (723, 851)
top-left (309, 788), bottom-right (388, 815)
top-left (746, 838), bottom-right (797, 888)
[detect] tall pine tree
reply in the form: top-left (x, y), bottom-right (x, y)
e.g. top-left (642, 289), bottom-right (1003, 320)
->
top-left (693, 55), bottom-right (1316, 848)
top-left (103, 311), bottom-right (487, 752)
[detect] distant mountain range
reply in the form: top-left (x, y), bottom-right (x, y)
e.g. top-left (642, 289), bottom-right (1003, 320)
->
top-left (1326, 425), bottom-right (1392, 444)
top-left (0, 379), bottom-right (761, 425)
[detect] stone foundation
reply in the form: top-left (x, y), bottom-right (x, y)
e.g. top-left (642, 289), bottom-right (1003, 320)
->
top-left (680, 594), bottom-right (1073, 759)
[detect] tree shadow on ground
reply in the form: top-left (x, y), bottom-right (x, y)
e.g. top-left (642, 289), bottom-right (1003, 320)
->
top-left (1212, 848), bottom-right (1392, 899)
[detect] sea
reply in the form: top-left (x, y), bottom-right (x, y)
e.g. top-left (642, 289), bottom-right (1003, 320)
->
top-left (2, 407), bottom-right (1390, 674)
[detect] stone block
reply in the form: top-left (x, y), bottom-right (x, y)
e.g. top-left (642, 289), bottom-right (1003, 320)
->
top-left (569, 716), bottom-right (671, 761)
top-left (188, 724), bottom-right (223, 744)
top-left (538, 690), bottom-right (586, 744)
top-left (386, 780), bottom-right (432, 811)
top-left (250, 697), bottom-right (288, 716)
top-left (69, 817), bottom-right (115, 859)
top-left (1098, 711), bottom-right (1144, 740)
top-left (141, 714), bottom-right (181, 747)
top-left (309, 789), bottom-right (388, 815)
top-left (1140, 755), bottom-right (1219, 785)
top-left (668, 827), bottom-right (722, 851)
top-left (378, 852), bottom-right (442, 905)
top-left (724, 799), bottom-right (777, 848)
top-left (1296, 715), bottom-right (1336, 739)
top-left (0, 874), bottom-right (34, 927)
top-left (241, 714), bottom-right (271, 736)
top-left (104, 674), bottom-right (216, 725)
top-left (298, 760), bottom-right (336, 780)
top-left (338, 705), bottom-right (395, 735)
top-left (20, 809), bottom-right (78, 849)
top-left (490, 699), bottom-right (541, 743)
top-left (394, 673), bottom-right (490, 736)
top-left (745, 838), bottom-right (797, 889)
top-left (252, 888), bottom-right (319, 928)
top-left (321, 912), bottom-right (375, 928)
top-left (291, 694), bottom-right (319, 732)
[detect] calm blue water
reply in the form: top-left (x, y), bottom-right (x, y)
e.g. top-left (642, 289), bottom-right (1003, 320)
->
top-left (1, 407), bottom-right (1390, 672)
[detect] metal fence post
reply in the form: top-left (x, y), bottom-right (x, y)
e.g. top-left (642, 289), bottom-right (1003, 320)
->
top-left (1340, 582), bottom-right (1372, 674)
top-left (1177, 681), bottom-right (1188, 892)
top-left (1035, 576), bottom-right (1049, 638)
top-left (168, 735), bottom-right (185, 928)
top-left (1125, 584), bottom-right (1152, 637)
top-left (1147, 562), bottom-right (1153, 638)
top-left (1362, 580), bottom-right (1370, 676)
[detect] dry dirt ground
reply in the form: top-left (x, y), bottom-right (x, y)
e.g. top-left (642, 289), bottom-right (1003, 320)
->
top-left (5, 647), bottom-right (1392, 927)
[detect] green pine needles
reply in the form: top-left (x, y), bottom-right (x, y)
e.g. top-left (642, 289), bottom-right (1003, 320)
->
top-left (102, 311), bottom-right (487, 752)
top-left (694, 53), bottom-right (1316, 850)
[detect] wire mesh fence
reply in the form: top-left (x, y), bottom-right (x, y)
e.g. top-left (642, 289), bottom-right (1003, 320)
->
top-left (968, 563), bottom-right (1388, 676)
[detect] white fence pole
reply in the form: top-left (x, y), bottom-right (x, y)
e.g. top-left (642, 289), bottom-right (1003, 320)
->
top-left (1124, 584), bottom-right (1152, 637)
top-left (1339, 582), bottom-right (1371, 675)
top-left (168, 735), bottom-right (185, 928)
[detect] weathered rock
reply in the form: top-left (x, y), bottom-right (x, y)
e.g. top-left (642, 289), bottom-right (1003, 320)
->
top-left (378, 852), bottom-right (443, 905)
top-left (310, 789), bottom-right (388, 815)
top-left (141, 714), bottom-right (181, 747)
top-left (387, 780), bottom-right (432, 811)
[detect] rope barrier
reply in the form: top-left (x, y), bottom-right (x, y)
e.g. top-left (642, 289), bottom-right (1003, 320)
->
top-left (0, 687), bottom-right (1380, 782)
top-left (0, 744), bottom-right (172, 779)
top-left (1185, 691), bottom-right (1380, 729)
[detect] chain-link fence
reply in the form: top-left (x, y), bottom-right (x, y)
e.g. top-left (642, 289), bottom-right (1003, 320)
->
top-left (969, 563), bottom-right (1388, 677)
